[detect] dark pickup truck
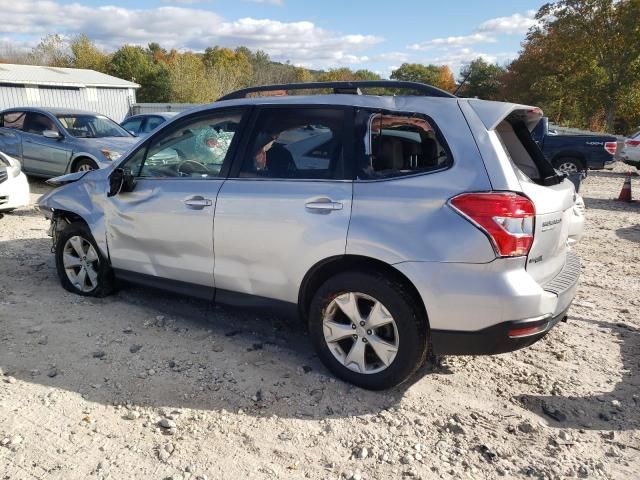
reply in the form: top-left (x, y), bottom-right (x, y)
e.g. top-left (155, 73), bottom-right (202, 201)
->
top-left (532, 117), bottom-right (617, 173)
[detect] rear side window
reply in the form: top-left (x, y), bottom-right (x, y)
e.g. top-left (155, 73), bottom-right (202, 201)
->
top-left (360, 113), bottom-right (452, 179)
top-left (1, 111), bottom-right (26, 130)
top-left (239, 107), bottom-right (348, 180)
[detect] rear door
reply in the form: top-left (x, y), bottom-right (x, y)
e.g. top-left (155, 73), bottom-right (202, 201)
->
top-left (105, 107), bottom-right (247, 294)
top-left (213, 105), bottom-right (354, 303)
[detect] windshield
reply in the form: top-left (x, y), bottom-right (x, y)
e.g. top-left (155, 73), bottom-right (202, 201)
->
top-left (57, 114), bottom-right (131, 138)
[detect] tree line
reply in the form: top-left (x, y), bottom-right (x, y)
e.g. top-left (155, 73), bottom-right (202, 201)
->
top-left (0, 0), bottom-right (638, 134)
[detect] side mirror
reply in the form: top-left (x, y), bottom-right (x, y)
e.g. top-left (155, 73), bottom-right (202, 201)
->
top-left (127, 130), bottom-right (138, 137)
top-left (108, 167), bottom-right (136, 197)
top-left (43, 130), bottom-right (62, 140)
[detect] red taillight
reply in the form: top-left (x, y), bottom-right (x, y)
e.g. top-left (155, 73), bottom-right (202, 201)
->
top-left (450, 192), bottom-right (535, 257)
top-left (604, 142), bottom-right (617, 155)
top-left (508, 323), bottom-right (548, 338)
top-left (626, 139), bottom-right (640, 147)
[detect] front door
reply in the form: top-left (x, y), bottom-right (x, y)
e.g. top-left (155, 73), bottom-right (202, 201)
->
top-left (21, 112), bottom-right (72, 176)
top-left (214, 106), bottom-right (354, 303)
top-left (105, 108), bottom-right (247, 294)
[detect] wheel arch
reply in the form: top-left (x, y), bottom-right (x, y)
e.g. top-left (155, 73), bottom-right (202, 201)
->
top-left (68, 154), bottom-right (100, 173)
top-left (298, 255), bottom-right (430, 330)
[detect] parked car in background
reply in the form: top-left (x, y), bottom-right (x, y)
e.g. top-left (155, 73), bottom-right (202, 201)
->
top-left (0, 107), bottom-right (138, 178)
top-left (532, 116), bottom-right (617, 173)
top-left (621, 128), bottom-right (640, 168)
top-left (121, 112), bottom-right (178, 138)
top-left (38, 80), bottom-right (582, 390)
top-left (0, 151), bottom-right (30, 212)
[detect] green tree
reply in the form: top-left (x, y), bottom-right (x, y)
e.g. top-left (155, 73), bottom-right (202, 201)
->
top-left (109, 45), bottom-right (170, 102)
top-left (457, 58), bottom-right (505, 100)
top-left (391, 63), bottom-right (440, 85)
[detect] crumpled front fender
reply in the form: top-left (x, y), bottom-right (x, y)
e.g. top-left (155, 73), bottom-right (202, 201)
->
top-left (38, 169), bottom-right (111, 258)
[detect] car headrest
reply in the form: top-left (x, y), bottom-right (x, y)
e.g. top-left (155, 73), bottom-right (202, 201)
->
top-left (266, 144), bottom-right (295, 177)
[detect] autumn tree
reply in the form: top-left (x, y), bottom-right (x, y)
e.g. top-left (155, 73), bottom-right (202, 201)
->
top-left (390, 63), bottom-right (454, 92)
top-left (69, 34), bottom-right (109, 72)
top-left (504, 0), bottom-right (640, 132)
top-left (28, 34), bottom-right (71, 67)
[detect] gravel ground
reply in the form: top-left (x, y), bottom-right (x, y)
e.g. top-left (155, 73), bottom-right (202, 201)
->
top-left (1, 166), bottom-right (639, 480)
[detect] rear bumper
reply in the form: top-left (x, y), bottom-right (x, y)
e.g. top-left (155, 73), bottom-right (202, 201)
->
top-left (622, 158), bottom-right (640, 168)
top-left (394, 251), bottom-right (580, 355)
top-left (430, 308), bottom-right (568, 355)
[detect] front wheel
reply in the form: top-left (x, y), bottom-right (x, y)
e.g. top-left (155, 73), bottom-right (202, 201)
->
top-left (55, 222), bottom-right (114, 297)
top-left (73, 158), bottom-right (98, 173)
top-left (308, 271), bottom-right (428, 390)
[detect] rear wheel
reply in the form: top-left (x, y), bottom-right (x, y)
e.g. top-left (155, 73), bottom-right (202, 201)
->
top-left (55, 222), bottom-right (114, 297)
top-left (309, 271), bottom-right (428, 390)
top-left (73, 158), bottom-right (98, 173)
top-left (554, 157), bottom-right (583, 174)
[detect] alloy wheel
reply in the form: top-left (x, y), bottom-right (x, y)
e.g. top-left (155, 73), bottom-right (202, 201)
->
top-left (77, 164), bottom-right (95, 172)
top-left (63, 235), bottom-right (100, 292)
top-left (322, 292), bottom-right (399, 374)
top-left (557, 161), bottom-right (579, 174)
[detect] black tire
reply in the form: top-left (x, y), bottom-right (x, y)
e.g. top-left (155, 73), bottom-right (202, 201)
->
top-left (553, 157), bottom-right (584, 174)
top-left (308, 270), bottom-right (428, 390)
top-left (55, 222), bottom-right (114, 297)
top-left (73, 158), bottom-right (99, 173)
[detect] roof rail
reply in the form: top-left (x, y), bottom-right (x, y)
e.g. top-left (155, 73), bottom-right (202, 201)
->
top-left (217, 80), bottom-right (456, 101)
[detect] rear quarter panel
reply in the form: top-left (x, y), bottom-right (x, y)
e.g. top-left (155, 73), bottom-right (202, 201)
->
top-left (347, 101), bottom-right (496, 264)
top-left (0, 128), bottom-right (23, 161)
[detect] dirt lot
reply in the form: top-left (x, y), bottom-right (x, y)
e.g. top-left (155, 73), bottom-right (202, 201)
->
top-left (1, 166), bottom-right (639, 480)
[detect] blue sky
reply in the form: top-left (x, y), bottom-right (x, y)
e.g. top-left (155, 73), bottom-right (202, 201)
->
top-left (0, 0), bottom-right (546, 77)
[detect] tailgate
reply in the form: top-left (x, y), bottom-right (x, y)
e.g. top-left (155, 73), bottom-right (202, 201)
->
top-left (519, 177), bottom-right (575, 285)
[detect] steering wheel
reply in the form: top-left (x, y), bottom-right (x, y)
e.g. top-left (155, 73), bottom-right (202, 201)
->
top-left (177, 159), bottom-right (210, 176)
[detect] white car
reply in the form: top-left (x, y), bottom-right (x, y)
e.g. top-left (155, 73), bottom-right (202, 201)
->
top-left (0, 151), bottom-right (30, 212)
top-left (621, 129), bottom-right (640, 169)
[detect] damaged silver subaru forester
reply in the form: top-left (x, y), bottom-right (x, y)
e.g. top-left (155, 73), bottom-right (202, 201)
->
top-left (38, 81), bottom-right (584, 390)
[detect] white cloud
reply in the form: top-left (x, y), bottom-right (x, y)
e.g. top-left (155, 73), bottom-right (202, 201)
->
top-left (422, 48), bottom-right (515, 71)
top-left (0, 0), bottom-right (382, 68)
top-left (408, 33), bottom-right (496, 51)
top-left (478, 10), bottom-right (538, 35)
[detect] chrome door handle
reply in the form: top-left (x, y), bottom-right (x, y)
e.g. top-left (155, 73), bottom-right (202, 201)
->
top-left (305, 199), bottom-right (343, 211)
top-left (184, 196), bottom-right (213, 209)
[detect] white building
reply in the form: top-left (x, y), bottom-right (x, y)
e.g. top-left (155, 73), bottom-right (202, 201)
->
top-left (0, 64), bottom-right (139, 121)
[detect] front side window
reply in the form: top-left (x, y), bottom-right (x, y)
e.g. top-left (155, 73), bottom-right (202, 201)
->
top-left (239, 107), bottom-right (347, 180)
top-left (57, 114), bottom-right (130, 138)
top-left (136, 111), bottom-right (242, 179)
top-left (24, 113), bottom-right (57, 135)
top-left (360, 113), bottom-right (451, 179)
top-left (1, 111), bottom-right (26, 130)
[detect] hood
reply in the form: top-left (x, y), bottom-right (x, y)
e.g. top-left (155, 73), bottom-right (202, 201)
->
top-left (77, 136), bottom-right (139, 152)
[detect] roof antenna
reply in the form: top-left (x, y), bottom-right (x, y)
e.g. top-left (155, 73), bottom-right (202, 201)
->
top-left (454, 65), bottom-right (473, 96)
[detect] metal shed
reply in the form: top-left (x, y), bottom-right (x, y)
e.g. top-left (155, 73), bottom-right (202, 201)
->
top-left (0, 64), bottom-right (139, 122)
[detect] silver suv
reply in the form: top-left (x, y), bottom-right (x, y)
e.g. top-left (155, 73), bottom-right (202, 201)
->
top-left (38, 81), bottom-right (583, 390)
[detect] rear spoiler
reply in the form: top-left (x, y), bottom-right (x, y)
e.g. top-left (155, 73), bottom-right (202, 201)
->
top-left (467, 99), bottom-right (543, 132)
